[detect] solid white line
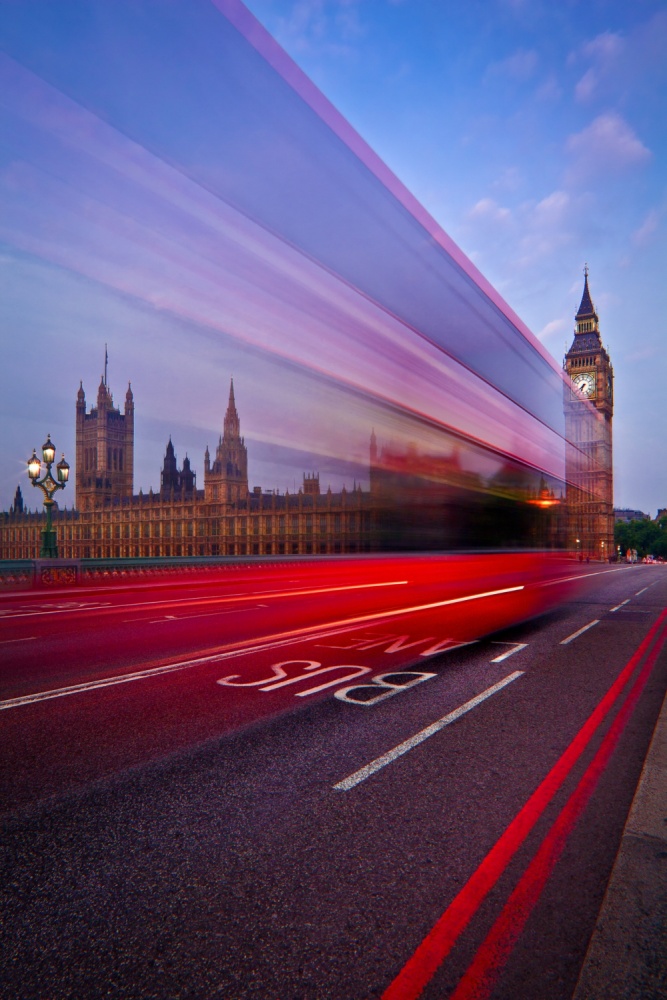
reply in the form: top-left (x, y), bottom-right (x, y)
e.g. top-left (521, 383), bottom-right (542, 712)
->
top-left (334, 671), bottom-right (524, 791)
top-left (490, 642), bottom-right (528, 663)
top-left (610, 600), bottom-right (630, 612)
top-left (0, 636), bottom-right (37, 644)
top-left (0, 659), bottom-right (220, 710)
top-left (0, 585), bottom-right (524, 712)
top-left (560, 620), bottom-right (600, 645)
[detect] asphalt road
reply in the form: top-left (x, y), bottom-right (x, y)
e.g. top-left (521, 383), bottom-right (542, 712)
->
top-left (1, 559), bottom-right (666, 999)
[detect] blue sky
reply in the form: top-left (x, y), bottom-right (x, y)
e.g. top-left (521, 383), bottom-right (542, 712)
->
top-left (1, 0), bottom-right (665, 517)
top-left (242, 0), bottom-right (667, 514)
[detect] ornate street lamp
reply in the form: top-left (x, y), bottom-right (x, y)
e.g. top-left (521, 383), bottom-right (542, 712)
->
top-left (27, 434), bottom-right (70, 558)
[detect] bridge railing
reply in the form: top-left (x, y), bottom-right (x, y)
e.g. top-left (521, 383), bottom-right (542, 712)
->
top-left (0, 555), bottom-right (334, 591)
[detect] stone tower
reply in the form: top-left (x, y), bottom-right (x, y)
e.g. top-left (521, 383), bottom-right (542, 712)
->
top-left (160, 438), bottom-right (196, 498)
top-left (564, 268), bottom-right (614, 560)
top-left (75, 350), bottom-right (134, 510)
top-left (204, 379), bottom-right (248, 504)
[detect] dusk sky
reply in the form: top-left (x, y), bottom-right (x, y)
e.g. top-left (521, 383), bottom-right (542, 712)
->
top-left (1, 0), bottom-right (665, 516)
top-left (244, 0), bottom-right (667, 515)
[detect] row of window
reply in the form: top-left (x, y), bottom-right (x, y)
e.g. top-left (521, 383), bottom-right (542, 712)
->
top-left (82, 446), bottom-right (126, 472)
top-left (3, 513), bottom-right (368, 543)
top-left (570, 355), bottom-right (599, 368)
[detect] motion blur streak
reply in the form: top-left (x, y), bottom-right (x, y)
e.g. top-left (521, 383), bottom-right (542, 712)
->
top-left (0, 555), bottom-right (590, 712)
top-left (0, 1), bottom-right (608, 537)
top-left (381, 609), bottom-right (667, 1000)
top-left (0, 577), bottom-right (408, 622)
top-left (449, 612), bottom-right (667, 1000)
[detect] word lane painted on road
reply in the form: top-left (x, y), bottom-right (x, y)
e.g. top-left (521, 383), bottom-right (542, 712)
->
top-left (216, 629), bottom-right (473, 707)
top-left (0, 628), bottom-right (476, 713)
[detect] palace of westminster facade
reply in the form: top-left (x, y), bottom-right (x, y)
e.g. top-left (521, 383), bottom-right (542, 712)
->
top-left (1, 274), bottom-right (614, 563)
top-left (3, 376), bottom-right (374, 562)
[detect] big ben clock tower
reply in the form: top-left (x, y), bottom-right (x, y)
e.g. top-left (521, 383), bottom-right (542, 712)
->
top-left (564, 267), bottom-right (614, 560)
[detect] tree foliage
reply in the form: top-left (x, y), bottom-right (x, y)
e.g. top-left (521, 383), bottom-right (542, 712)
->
top-left (614, 517), bottom-right (667, 559)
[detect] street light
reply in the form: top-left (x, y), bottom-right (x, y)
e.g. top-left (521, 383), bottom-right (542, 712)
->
top-left (27, 434), bottom-right (70, 558)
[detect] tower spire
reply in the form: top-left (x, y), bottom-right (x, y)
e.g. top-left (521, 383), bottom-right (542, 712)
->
top-left (576, 265), bottom-right (597, 322)
top-left (205, 377), bottom-right (248, 502)
top-left (224, 377), bottom-right (240, 440)
top-left (104, 344), bottom-right (108, 387)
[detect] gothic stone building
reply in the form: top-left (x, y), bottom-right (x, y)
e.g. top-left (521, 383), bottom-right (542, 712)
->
top-left (2, 272), bottom-right (614, 562)
top-left (2, 379), bottom-right (372, 561)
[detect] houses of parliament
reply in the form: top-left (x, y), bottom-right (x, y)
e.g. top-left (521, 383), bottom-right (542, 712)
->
top-left (1, 273), bottom-right (615, 563)
top-left (2, 372), bottom-right (374, 561)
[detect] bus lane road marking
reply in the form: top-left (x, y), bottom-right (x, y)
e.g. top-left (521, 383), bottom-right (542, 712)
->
top-left (0, 584), bottom-right (520, 712)
top-left (215, 631), bottom-right (476, 702)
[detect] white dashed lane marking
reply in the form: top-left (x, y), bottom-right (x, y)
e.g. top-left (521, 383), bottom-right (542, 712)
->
top-left (490, 642), bottom-right (528, 663)
top-left (560, 620), bottom-right (599, 645)
top-left (334, 671), bottom-right (524, 791)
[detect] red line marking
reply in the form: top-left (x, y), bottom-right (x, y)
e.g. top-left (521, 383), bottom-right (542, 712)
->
top-left (449, 613), bottom-right (667, 1000)
top-left (381, 609), bottom-right (667, 1000)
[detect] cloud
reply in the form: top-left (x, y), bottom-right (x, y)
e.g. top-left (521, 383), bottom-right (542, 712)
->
top-left (533, 190), bottom-right (570, 225)
top-left (632, 208), bottom-right (661, 247)
top-left (537, 317), bottom-right (567, 343)
top-left (570, 17), bottom-right (666, 106)
top-left (513, 190), bottom-right (579, 267)
top-left (486, 48), bottom-right (539, 83)
top-left (535, 75), bottom-right (562, 102)
top-left (491, 166), bottom-right (523, 193)
top-left (566, 113), bottom-right (651, 181)
top-left (273, 0), bottom-right (364, 54)
top-left (468, 197), bottom-right (512, 225)
top-left (574, 68), bottom-right (597, 103)
top-left (582, 31), bottom-right (624, 61)
top-left (462, 187), bottom-right (582, 280)
top-left (572, 31), bottom-right (622, 102)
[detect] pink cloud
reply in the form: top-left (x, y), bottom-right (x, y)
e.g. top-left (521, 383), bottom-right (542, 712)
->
top-left (583, 31), bottom-right (624, 61)
top-left (468, 198), bottom-right (512, 225)
top-left (566, 113), bottom-right (651, 179)
top-left (574, 68), bottom-right (597, 103)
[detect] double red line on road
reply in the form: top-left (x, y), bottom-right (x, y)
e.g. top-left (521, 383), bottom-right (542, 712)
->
top-left (382, 608), bottom-right (667, 1000)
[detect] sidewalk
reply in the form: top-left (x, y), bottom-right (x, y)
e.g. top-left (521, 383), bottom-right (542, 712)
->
top-left (572, 688), bottom-right (667, 999)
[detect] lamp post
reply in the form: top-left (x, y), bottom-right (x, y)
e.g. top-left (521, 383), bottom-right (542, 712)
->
top-left (27, 435), bottom-right (70, 558)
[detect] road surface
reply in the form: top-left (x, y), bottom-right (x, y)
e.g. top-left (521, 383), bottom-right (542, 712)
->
top-left (1, 557), bottom-right (666, 999)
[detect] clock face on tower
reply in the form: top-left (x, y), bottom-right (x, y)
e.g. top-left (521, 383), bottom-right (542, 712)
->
top-left (573, 372), bottom-right (595, 398)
